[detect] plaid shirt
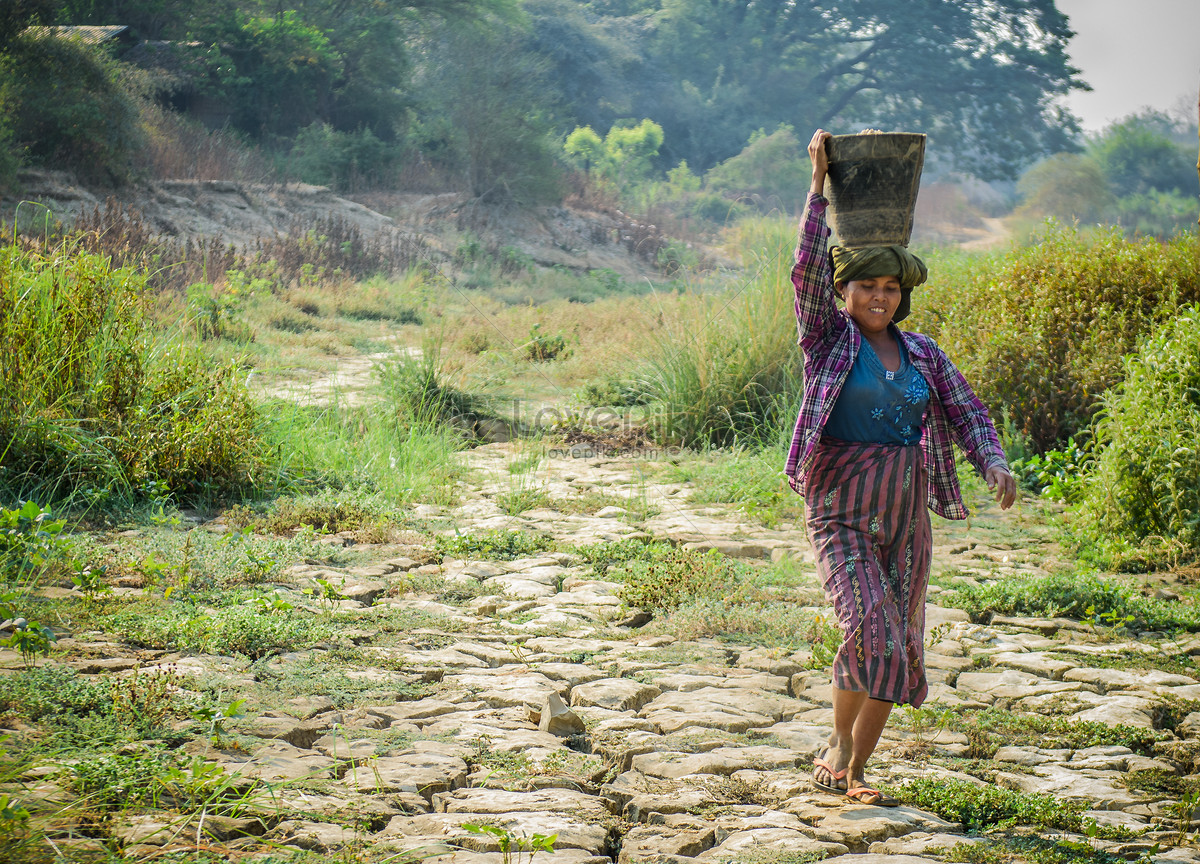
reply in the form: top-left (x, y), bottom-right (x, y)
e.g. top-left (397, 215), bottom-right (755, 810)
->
top-left (784, 193), bottom-right (1008, 520)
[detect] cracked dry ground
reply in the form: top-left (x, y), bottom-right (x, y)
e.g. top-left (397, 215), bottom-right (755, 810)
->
top-left (8, 441), bottom-right (1200, 864)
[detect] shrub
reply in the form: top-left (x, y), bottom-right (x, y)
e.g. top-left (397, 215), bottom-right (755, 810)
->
top-left (1077, 307), bottom-right (1200, 556)
top-left (0, 32), bottom-right (143, 183)
top-left (606, 545), bottom-right (749, 612)
top-left (0, 240), bottom-right (272, 504)
top-left (910, 223), bottom-right (1200, 452)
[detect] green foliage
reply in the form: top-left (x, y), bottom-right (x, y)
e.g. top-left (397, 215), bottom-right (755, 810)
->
top-left (1015, 153), bottom-right (1114, 225)
top-left (0, 31), bottom-right (143, 183)
top-left (947, 836), bottom-right (1140, 864)
top-left (70, 749), bottom-right (181, 809)
top-left (947, 706), bottom-right (1168, 758)
top-left (462, 822), bottom-right (557, 864)
top-left (1017, 111), bottom-right (1198, 239)
top-left (668, 446), bottom-right (804, 528)
top-left (1077, 306), bottom-right (1200, 556)
top-left (911, 223), bottom-right (1200, 452)
top-left (0, 240), bottom-right (272, 505)
top-left (606, 545), bottom-right (748, 612)
top-left (895, 776), bottom-right (1090, 831)
top-left (1091, 112), bottom-right (1198, 197)
top-left (436, 531), bottom-right (554, 561)
top-left (705, 125), bottom-right (810, 212)
top-left (523, 323), bottom-right (570, 362)
top-left (1009, 438), bottom-right (1093, 503)
top-left (114, 601), bottom-right (341, 659)
top-left (0, 666), bottom-right (111, 722)
top-left (0, 501), bottom-right (68, 578)
top-left (286, 122), bottom-right (405, 192)
top-left (420, 18), bottom-right (563, 205)
top-left (940, 570), bottom-right (1200, 632)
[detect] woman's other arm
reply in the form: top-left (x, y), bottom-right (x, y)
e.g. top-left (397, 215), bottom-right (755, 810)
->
top-left (929, 347), bottom-right (1016, 509)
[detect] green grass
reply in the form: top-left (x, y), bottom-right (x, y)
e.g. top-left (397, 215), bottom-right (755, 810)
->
top-left (637, 217), bottom-right (801, 448)
top-left (0, 239), bottom-right (273, 507)
top-left (897, 706), bottom-right (1170, 759)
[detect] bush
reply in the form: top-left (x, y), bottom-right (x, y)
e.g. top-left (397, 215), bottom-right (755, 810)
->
top-left (1077, 306), bottom-right (1200, 559)
top-left (286, 122), bottom-right (406, 192)
top-left (0, 32), bottom-right (143, 183)
top-left (0, 240), bottom-right (273, 504)
top-left (911, 223), bottom-right (1200, 452)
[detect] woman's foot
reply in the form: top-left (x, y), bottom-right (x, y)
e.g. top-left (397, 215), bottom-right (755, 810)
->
top-left (844, 773), bottom-right (899, 807)
top-left (812, 738), bottom-right (852, 793)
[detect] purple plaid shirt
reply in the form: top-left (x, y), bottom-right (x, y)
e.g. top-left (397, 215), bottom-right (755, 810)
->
top-left (785, 193), bottom-right (1008, 520)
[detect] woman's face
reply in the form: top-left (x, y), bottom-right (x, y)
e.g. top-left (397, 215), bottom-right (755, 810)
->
top-left (838, 275), bottom-right (901, 335)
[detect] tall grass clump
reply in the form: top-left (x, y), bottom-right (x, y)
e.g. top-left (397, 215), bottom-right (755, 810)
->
top-left (909, 222), bottom-right (1200, 453)
top-left (1075, 306), bottom-right (1200, 565)
top-left (640, 216), bottom-right (801, 447)
top-left (0, 238), bottom-right (271, 504)
top-left (266, 348), bottom-right (469, 505)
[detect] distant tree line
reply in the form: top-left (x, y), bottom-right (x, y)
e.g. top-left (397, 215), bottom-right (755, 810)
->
top-left (0, 0), bottom-right (1196, 238)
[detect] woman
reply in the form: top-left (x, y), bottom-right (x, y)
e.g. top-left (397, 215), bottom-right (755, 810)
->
top-left (787, 129), bottom-right (1016, 806)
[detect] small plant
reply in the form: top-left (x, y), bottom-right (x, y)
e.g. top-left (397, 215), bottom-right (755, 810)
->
top-left (1, 619), bottom-right (57, 670)
top-left (0, 500), bottom-right (68, 576)
top-left (110, 667), bottom-right (190, 729)
top-left (303, 576), bottom-right (348, 612)
top-left (70, 561), bottom-right (112, 605)
top-left (523, 323), bottom-right (569, 362)
top-left (436, 531), bottom-right (554, 561)
top-left (192, 697), bottom-right (247, 746)
top-left (1010, 437), bottom-right (1093, 502)
top-left (462, 823), bottom-right (557, 864)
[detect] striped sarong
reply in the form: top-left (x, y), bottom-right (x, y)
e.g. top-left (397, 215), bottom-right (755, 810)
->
top-left (804, 438), bottom-right (932, 707)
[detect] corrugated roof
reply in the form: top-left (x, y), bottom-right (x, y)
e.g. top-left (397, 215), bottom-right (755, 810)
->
top-left (23, 25), bottom-right (132, 44)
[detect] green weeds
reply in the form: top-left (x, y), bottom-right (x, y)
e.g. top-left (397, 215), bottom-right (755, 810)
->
top-left (436, 531), bottom-right (555, 561)
top-left (895, 776), bottom-right (1090, 832)
top-left (940, 570), bottom-right (1200, 632)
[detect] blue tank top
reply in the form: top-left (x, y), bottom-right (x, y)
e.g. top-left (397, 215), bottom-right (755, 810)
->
top-left (823, 337), bottom-right (929, 446)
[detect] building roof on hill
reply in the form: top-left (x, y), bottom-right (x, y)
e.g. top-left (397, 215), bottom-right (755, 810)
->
top-left (23, 25), bottom-right (134, 45)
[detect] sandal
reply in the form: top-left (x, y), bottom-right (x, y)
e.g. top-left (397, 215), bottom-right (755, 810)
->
top-left (845, 785), bottom-right (900, 807)
top-left (811, 753), bottom-right (848, 794)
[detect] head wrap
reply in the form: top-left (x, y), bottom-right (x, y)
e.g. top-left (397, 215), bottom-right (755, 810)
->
top-left (829, 244), bottom-right (928, 323)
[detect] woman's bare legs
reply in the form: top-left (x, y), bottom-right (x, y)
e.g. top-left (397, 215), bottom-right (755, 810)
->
top-left (813, 685), bottom-right (894, 794)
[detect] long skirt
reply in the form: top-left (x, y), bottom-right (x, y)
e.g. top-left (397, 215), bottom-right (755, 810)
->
top-left (804, 438), bottom-right (932, 707)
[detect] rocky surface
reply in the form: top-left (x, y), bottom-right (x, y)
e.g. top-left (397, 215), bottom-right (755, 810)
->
top-left (4, 441), bottom-right (1200, 863)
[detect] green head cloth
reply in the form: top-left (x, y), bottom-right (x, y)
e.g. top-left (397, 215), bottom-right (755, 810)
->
top-left (829, 244), bottom-right (928, 323)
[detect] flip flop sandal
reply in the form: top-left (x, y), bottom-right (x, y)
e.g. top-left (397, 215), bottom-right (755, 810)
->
top-left (846, 786), bottom-right (900, 807)
top-left (811, 754), bottom-right (848, 794)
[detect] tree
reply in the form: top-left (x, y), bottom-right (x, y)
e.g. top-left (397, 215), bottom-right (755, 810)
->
top-left (1090, 113), bottom-right (1198, 197)
top-left (1015, 153), bottom-right (1113, 225)
top-left (415, 17), bottom-right (562, 204)
top-left (582, 0), bottom-right (1086, 179)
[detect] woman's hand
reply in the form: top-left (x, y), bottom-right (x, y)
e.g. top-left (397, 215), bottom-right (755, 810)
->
top-left (985, 465), bottom-right (1017, 510)
top-left (808, 129), bottom-right (831, 195)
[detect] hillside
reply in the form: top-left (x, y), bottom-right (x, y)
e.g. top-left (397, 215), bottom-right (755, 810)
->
top-left (1, 170), bottom-right (688, 283)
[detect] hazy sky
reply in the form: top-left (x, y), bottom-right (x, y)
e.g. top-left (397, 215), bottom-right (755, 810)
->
top-left (1057, 0), bottom-right (1200, 131)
